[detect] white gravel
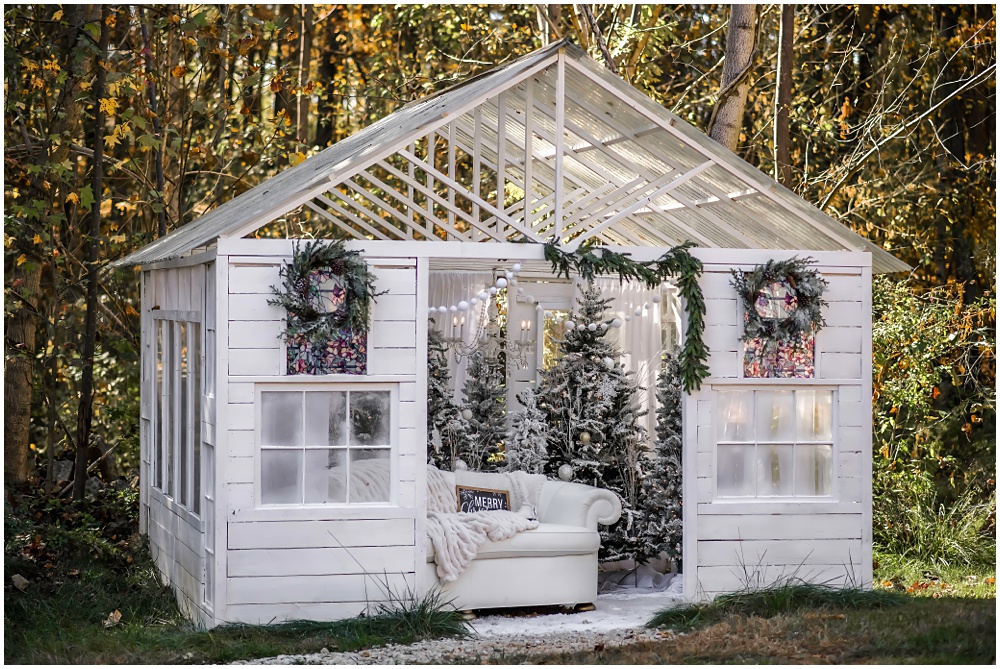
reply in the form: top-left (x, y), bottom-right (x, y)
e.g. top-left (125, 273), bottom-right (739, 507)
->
top-left (235, 586), bottom-right (685, 665)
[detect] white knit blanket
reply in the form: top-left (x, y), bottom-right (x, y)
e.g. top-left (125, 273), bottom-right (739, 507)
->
top-left (426, 510), bottom-right (539, 582)
top-left (425, 465), bottom-right (544, 582)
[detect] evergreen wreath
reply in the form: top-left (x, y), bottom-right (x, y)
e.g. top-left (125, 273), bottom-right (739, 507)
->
top-left (268, 239), bottom-right (386, 341)
top-left (730, 257), bottom-right (828, 343)
top-left (542, 239), bottom-right (708, 393)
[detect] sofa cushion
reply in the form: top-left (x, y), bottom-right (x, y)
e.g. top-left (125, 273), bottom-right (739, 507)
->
top-left (426, 523), bottom-right (599, 563)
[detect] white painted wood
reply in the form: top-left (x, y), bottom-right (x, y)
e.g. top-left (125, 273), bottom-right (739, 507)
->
top-left (229, 265), bottom-right (280, 293)
top-left (228, 430), bottom-right (255, 458)
top-left (228, 518), bottom-right (415, 549)
top-left (228, 383), bottom-right (255, 404)
top-left (228, 293), bottom-right (284, 321)
top-left (703, 299), bottom-right (738, 327)
top-left (223, 602), bottom-right (370, 624)
top-left (213, 254), bottom-right (231, 622)
top-left (819, 353), bottom-right (861, 379)
top-left (698, 564), bottom-right (862, 593)
top-left (698, 514), bottom-right (863, 541)
top-left (229, 348), bottom-right (281, 376)
top-left (371, 322), bottom-right (416, 348)
top-left (824, 300), bottom-right (864, 327)
top-left (371, 293), bottom-right (417, 321)
top-left (859, 265), bottom-right (874, 589)
top-left (697, 539), bottom-right (864, 566)
top-left (229, 320), bottom-right (283, 349)
top-left (371, 266), bottom-right (417, 295)
top-left (228, 546), bottom-right (414, 577)
top-left (227, 573), bottom-right (414, 605)
top-left (698, 501), bottom-right (864, 515)
top-left (815, 326), bottom-right (862, 353)
top-left (367, 347), bottom-right (416, 375)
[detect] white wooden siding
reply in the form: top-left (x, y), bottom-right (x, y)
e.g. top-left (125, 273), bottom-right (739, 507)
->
top-left (141, 263), bottom-right (214, 627)
top-left (686, 251), bottom-right (872, 600)
top-left (219, 253), bottom-right (421, 623)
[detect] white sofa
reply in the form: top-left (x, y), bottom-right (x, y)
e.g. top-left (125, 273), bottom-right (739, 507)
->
top-left (419, 471), bottom-right (622, 611)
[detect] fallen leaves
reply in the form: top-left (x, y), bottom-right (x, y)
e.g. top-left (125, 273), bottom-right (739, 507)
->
top-left (104, 610), bottom-right (122, 628)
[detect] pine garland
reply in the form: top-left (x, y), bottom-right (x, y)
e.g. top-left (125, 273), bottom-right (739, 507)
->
top-left (730, 257), bottom-right (828, 343)
top-left (268, 240), bottom-right (386, 342)
top-left (543, 239), bottom-right (709, 393)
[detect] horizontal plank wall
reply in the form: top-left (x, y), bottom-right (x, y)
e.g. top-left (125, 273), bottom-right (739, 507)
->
top-left (142, 263), bottom-right (213, 627)
top-left (219, 243), bottom-right (421, 624)
top-left (687, 249), bottom-right (872, 600)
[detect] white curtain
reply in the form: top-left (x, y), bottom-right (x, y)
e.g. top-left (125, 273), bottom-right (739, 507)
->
top-left (579, 279), bottom-right (683, 439)
top-left (428, 271), bottom-right (493, 396)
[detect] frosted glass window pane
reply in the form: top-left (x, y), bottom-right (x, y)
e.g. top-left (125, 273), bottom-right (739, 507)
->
top-left (756, 444), bottom-right (794, 496)
top-left (304, 392), bottom-right (347, 446)
top-left (349, 449), bottom-right (391, 503)
top-left (717, 445), bottom-right (754, 496)
top-left (304, 449), bottom-right (347, 504)
top-left (261, 392), bottom-right (303, 446)
top-left (350, 391), bottom-right (391, 446)
top-left (795, 444), bottom-right (832, 496)
top-left (796, 390), bottom-right (833, 441)
top-left (717, 391), bottom-right (754, 441)
top-left (261, 449), bottom-right (302, 504)
top-left (755, 391), bottom-right (795, 441)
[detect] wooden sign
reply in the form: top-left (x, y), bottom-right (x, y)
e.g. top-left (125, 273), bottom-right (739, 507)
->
top-left (456, 485), bottom-right (510, 513)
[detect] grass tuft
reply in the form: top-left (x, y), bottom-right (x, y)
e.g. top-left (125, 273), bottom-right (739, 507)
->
top-left (647, 581), bottom-right (906, 630)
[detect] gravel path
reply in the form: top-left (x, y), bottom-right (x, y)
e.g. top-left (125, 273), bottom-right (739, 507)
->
top-left (235, 590), bottom-right (684, 665)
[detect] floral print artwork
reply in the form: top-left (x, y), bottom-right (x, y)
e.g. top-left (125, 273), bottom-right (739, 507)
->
top-left (744, 334), bottom-right (815, 378)
top-left (286, 269), bottom-right (367, 375)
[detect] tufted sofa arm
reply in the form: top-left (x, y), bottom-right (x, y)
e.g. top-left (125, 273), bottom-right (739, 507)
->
top-left (536, 480), bottom-right (622, 531)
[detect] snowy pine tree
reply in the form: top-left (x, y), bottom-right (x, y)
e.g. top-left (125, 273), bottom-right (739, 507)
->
top-left (426, 324), bottom-right (471, 471)
top-left (637, 350), bottom-right (684, 567)
top-left (460, 350), bottom-right (506, 471)
top-left (502, 387), bottom-right (549, 474)
top-left (537, 281), bottom-right (648, 562)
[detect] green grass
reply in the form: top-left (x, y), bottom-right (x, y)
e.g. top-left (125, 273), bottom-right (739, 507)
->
top-left (4, 556), bottom-right (469, 664)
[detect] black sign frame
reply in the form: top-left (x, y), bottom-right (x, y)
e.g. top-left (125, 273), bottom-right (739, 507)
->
top-left (456, 485), bottom-right (510, 513)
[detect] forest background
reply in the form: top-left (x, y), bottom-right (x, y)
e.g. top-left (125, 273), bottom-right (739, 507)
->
top-left (3, 4), bottom-right (995, 570)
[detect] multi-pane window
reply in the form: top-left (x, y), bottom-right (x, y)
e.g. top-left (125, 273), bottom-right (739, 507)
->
top-left (716, 389), bottom-right (834, 498)
top-left (259, 388), bottom-right (394, 505)
top-left (152, 318), bottom-right (202, 514)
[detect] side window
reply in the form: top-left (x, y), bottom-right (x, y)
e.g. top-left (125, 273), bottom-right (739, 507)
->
top-left (716, 389), bottom-right (834, 498)
top-left (259, 388), bottom-right (394, 505)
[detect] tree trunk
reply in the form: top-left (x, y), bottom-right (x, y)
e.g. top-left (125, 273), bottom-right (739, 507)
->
top-left (773, 4), bottom-right (794, 186)
top-left (74, 5), bottom-right (112, 500)
top-left (313, 7), bottom-right (341, 148)
top-left (140, 8), bottom-right (168, 237)
top-left (708, 5), bottom-right (759, 152)
top-left (295, 4), bottom-right (313, 145)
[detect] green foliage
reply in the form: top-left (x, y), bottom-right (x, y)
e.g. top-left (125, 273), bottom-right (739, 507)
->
top-left (460, 350), bottom-right (507, 471)
top-left (268, 239), bottom-right (386, 340)
top-left (647, 582), bottom-right (907, 631)
top-left (426, 325), bottom-right (472, 471)
top-left (730, 257), bottom-right (828, 342)
top-left (543, 240), bottom-right (708, 392)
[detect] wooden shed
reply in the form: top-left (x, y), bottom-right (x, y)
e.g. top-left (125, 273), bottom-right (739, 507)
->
top-left (114, 41), bottom-right (909, 627)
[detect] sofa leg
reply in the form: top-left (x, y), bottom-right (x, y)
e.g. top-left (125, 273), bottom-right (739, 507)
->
top-left (460, 610), bottom-right (477, 621)
top-left (575, 603), bottom-right (597, 612)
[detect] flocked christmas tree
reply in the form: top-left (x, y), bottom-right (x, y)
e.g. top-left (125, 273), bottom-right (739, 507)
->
top-left (502, 387), bottom-right (549, 474)
top-left (636, 350), bottom-right (684, 568)
top-left (426, 324), bottom-right (471, 471)
top-left (537, 281), bottom-right (648, 562)
top-left (460, 349), bottom-right (506, 471)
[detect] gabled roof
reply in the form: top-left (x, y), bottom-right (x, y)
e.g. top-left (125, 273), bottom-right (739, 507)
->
top-left (114, 41), bottom-right (909, 273)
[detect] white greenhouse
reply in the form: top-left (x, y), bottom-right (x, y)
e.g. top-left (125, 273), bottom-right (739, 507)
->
top-left (114, 41), bottom-right (909, 627)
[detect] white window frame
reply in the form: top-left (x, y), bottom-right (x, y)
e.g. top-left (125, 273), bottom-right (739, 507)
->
top-left (150, 312), bottom-right (204, 524)
top-left (713, 386), bottom-right (839, 502)
top-left (254, 382), bottom-right (399, 508)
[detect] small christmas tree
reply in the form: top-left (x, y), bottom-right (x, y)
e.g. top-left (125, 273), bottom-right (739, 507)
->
top-left (503, 387), bottom-right (549, 474)
top-left (637, 350), bottom-right (684, 567)
top-left (426, 324), bottom-right (471, 470)
top-left (460, 349), bottom-right (506, 471)
top-left (537, 281), bottom-right (648, 562)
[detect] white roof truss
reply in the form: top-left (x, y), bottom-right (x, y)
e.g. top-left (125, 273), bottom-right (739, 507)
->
top-left (114, 41), bottom-right (910, 273)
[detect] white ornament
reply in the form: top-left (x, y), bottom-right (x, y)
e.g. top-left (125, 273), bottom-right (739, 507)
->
top-left (510, 278), bottom-right (518, 287)
top-left (535, 304), bottom-right (543, 311)
top-left (603, 357), bottom-right (615, 368)
top-left (625, 314), bottom-right (632, 322)
top-left (587, 322), bottom-right (598, 332)
top-left (438, 306), bottom-right (449, 314)
top-left (458, 300), bottom-right (469, 311)
top-left (489, 286), bottom-right (498, 295)
top-left (634, 307), bottom-right (642, 317)
top-left (564, 320), bottom-right (576, 330)
top-left (470, 297), bottom-right (479, 306)
top-left (454, 459), bottom-right (469, 472)
top-left (544, 310), bottom-right (552, 318)
top-left (449, 305), bottom-right (458, 313)
top-left (461, 408), bottom-right (473, 421)
top-left (652, 294), bottom-right (662, 304)
top-left (611, 318), bottom-right (623, 328)
top-left (496, 277), bottom-right (508, 289)
top-left (517, 287), bottom-right (525, 295)
top-left (428, 308), bottom-right (437, 316)
top-left (579, 431), bottom-right (591, 444)
top-left (478, 291), bottom-right (489, 300)
top-left (505, 271), bottom-right (513, 280)
top-left (557, 464), bottom-right (573, 481)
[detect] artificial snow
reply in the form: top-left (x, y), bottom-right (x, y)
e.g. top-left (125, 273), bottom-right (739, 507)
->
top-left (471, 573), bottom-right (684, 637)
